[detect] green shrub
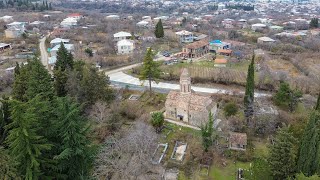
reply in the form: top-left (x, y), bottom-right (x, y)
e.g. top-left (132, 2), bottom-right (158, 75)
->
top-left (224, 102), bottom-right (238, 117)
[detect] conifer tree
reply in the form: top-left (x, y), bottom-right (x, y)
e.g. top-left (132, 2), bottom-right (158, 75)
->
top-left (315, 93), bottom-right (320, 111)
top-left (25, 58), bottom-right (53, 100)
top-left (53, 97), bottom-right (95, 179)
top-left (5, 100), bottom-right (52, 180)
top-left (200, 112), bottom-right (215, 152)
top-left (0, 147), bottom-right (20, 179)
top-left (297, 112), bottom-right (320, 177)
top-left (310, 18), bottom-right (319, 29)
top-left (0, 96), bottom-right (11, 145)
top-left (139, 48), bottom-right (160, 93)
top-left (12, 63), bottom-right (30, 102)
top-left (55, 43), bottom-right (73, 71)
top-left (244, 54), bottom-right (255, 119)
top-left (268, 127), bottom-right (297, 179)
top-left (154, 19), bottom-right (164, 38)
top-left (54, 67), bottom-right (68, 97)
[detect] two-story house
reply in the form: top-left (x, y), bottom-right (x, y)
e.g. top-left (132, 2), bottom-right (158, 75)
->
top-left (117, 39), bottom-right (134, 54)
top-left (176, 30), bottom-right (194, 43)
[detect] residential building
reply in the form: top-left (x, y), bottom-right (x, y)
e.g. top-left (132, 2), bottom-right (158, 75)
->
top-left (214, 58), bottom-right (228, 67)
top-left (0, 15), bottom-right (13, 22)
top-left (137, 20), bottom-right (149, 27)
top-left (0, 43), bottom-right (11, 51)
top-left (117, 39), bottom-right (134, 54)
top-left (181, 40), bottom-right (209, 58)
top-left (113, 31), bottom-right (132, 41)
top-left (257, 37), bottom-right (276, 44)
top-left (165, 68), bottom-right (217, 127)
top-left (50, 38), bottom-right (70, 48)
top-left (50, 44), bottom-right (74, 57)
top-left (176, 30), bottom-right (194, 43)
top-left (5, 22), bottom-right (25, 38)
top-left (106, 15), bottom-right (120, 20)
top-left (209, 40), bottom-right (230, 52)
top-left (229, 132), bottom-right (247, 151)
top-left (67, 13), bottom-right (82, 20)
top-left (251, 23), bottom-right (267, 31)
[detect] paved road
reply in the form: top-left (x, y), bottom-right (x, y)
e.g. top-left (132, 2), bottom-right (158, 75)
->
top-left (108, 71), bottom-right (270, 97)
top-left (39, 37), bottom-right (49, 69)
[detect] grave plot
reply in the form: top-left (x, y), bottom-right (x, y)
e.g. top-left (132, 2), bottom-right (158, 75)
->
top-left (170, 141), bottom-right (187, 162)
top-left (151, 143), bottom-right (168, 164)
top-left (128, 94), bottom-right (140, 101)
top-left (163, 169), bottom-right (179, 180)
top-left (199, 164), bottom-right (209, 177)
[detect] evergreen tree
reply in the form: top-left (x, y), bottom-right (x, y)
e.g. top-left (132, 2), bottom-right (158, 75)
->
top-left (151, 112), bottom-right (164, 133)
top-left (53, 97), bottom-right (95, 179)
top-left (54, 43), bottom-right (73, 71)
top-left (5, 100), bottom-right (52, 180)
top-left (25, 58), bottom-right (53, 100)
top-left (244, 54), bottom-right (255, 119)
top-left (315, 93), bottom-right (320, 111)
top-left (0, 96), bottom-right (11, 145)
top-left (139, 48), bottom-right (161, 93)
top-left (268, 127), bottom-right (297, 179)
top-left (48, 2), bottom-right (52, 10)
top-left (54, 67), bottom-right (68, 97)
top-left (45, 1), bottom-right (48, 10)
top-left (273, 82), bottom-right (302, 112)
top-left (154, 19), bottom-right (164, 38)
top-left (297, 112), bottom-right (320, 177)
top-left (12, 63), bottom-right (30, 102)
top-left (0, 147), bottom-right (20, 180)
top-left (200, 112), bottom-right (215, 152)
top-left (245, 158), bottom-right (272, 180)
top-left (310, 18), bottom-right (319, 29)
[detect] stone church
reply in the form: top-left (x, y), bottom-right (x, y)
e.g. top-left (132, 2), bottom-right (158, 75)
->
top-left (165, 68), bottom-right (217, 127)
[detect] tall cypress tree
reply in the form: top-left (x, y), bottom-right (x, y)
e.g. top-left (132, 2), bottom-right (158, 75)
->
top-left (315, 93), bottom-right (320, 111)
top-left (53, 97), bottom-right (95, 179)
top-left (154, 19), bottom-right (164, 38)
top-left (244, 54), bottom-right (255, 119)
top-left (139, 48), bottom-right (161, 93)
top-left (268, 127), bottom-right (297, 179)
top-left (297, 112), bottom-right (320, 176)
top-left (5, 100), bottom-right (52, 180)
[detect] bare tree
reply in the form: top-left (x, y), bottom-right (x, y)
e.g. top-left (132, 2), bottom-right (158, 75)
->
top-left (93, 121), bottom-right (162, 180)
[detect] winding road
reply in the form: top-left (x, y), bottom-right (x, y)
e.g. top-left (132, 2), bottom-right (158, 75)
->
top-left (38, 37), bottom-right (269, 97)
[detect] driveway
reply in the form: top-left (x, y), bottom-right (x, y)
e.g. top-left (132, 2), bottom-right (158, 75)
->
top-left (39, 37), bottom-right (49, 69)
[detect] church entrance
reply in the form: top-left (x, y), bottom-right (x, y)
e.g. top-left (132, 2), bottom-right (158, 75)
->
top-left (177, 115), bottom-right (183, 121)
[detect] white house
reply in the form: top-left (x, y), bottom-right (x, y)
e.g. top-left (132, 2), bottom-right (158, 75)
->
top-left (50, 38), bottom-right (70, 47)
top-left (251, 23), bottom-right (267, 31)
top-left (117, 39), bottom-right (134, 54)
top-left (0, 15), bottom-right (13, 22)
top-left (257, 37), bottom-right (276, 44)
top-left (60, 18), bottom-right (78, 28)
top-left (50, 44), bottom-right (74, 57)
top-left (106, 15), bottom-right (120, 20)
top-left (113, 31), bottom-right (132, 41)
top-left (176, 30), bottom-right (194, 43)
top-left (137, 20), bottom-right (149, 27)
top-left (5, 22), bottom-right (26, 38)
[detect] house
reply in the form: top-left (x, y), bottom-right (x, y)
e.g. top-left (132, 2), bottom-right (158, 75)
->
top-left (0, 15), bottom-right (13, 22)
top-left (229, 132), bottom-right (247, 151)
top-left (269, 25), bottom-right (284, 32)
top-left (50, 38), bottom-right (70, 47)
top-left (5, 22), bottom-right (26, 38)
top-left (251, 23), bottom-right (267, 31)
top-left (50, 44), bottom-right (74, 57)
top-left (209, 40), bottom-right (230, 53)
top-left (67, 13), bottom-right (82, 20)
top-left (214, 58), bottom-right (228, 67)
top-left (0, 43), bottom-right (11, 51)
top-left (60, 18), bottom-right (78, 28)
top-left (113, 31), bottom-right (132, 41)
top-left (175, 30), bottom-right (194, 43)
top-left (181, 40), bottom-right (209, 58)
top-left (217, 49), bottom-right (232, 56)
top-left (137, 20), bottom-right (149, 27)
top-left (222, 18), bottom-right (235, 29)
top-left (106, 15), bottom-right (120, 20)
top-left (165, 68), bottom-right (217, 127)
top-left (194, 34), bottom-right (208, 41)
top-left (117, 39), bottom-right (134, 54)
top-left (257, 37), bottom-right (276, 44)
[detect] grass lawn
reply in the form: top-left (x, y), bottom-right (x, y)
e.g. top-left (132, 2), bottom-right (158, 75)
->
top-left (208, 160), bottom-right (251, 180)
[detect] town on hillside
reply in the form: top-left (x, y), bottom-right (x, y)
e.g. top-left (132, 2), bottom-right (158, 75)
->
top-left (1, 0), bottom-right (320, 179)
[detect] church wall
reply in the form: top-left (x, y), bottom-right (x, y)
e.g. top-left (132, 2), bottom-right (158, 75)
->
top-left (176, 108), bottom-right (189, 123)
top-left (189, 110), bottom-right (209, 127)
top-left (165, 106), bottom-right (177, 119)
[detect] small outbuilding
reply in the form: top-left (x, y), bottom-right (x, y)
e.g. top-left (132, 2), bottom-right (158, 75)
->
top-left (229, 132), bottom-right (247, 151)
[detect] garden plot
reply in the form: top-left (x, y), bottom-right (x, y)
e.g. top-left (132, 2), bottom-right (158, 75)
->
top-left (163, 169), bottom-right (179, 180)
top-left (128, 94), bottom-right (140, 100)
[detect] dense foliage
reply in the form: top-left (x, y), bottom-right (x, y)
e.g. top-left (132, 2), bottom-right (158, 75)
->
top-left (273, 82), bottom-right (302, 112)
top-left (154, 19), bottom-right (164, 38)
